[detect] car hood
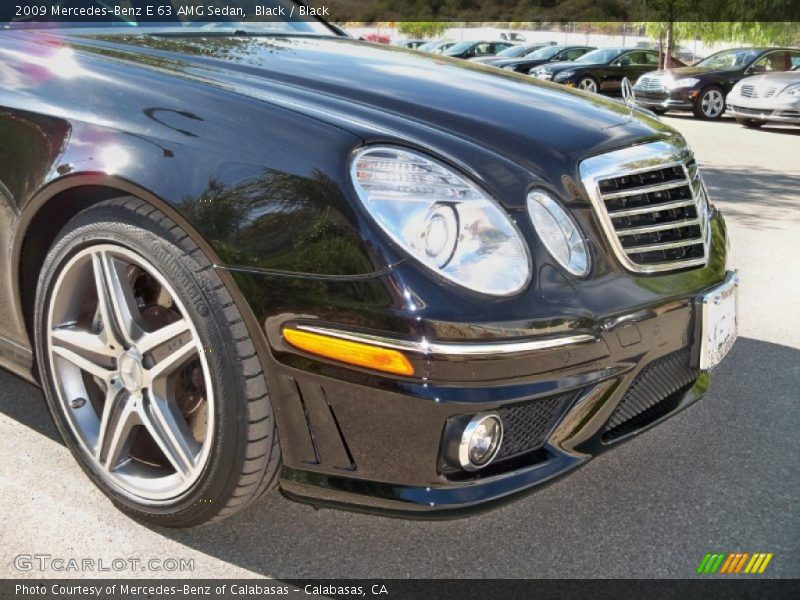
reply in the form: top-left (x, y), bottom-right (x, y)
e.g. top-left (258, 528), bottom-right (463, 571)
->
top-left (469, 56), bottom-right (503, 64)
top-left (494, 57), bottom-right (551, 69)
top-left (538, 60), bottom-right (598, 73)
top-left (735, 71), bottom-right (800, 87)
top-left (35, 33), bottom-right (674, 172)
top-left (647, 66), bottom-right (732, 78)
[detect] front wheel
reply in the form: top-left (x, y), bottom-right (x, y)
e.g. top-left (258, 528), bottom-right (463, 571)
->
top-left (694, 86), bottom-right (726, 119)
top-left (34, 198), bottom-right (281, 527)
top-left (577, 77), bottom-right (598, 93)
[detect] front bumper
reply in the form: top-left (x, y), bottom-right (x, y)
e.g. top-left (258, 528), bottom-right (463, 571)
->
top-left (634, 88), bottom-right (696, 111)
top-left (727, 95), bottom-right (800, 124)
top-left (265, 268), bottom-right (735, 515)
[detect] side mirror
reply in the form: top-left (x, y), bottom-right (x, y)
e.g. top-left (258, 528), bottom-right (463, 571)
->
top-left (619, 57), bottom-right (631, 67)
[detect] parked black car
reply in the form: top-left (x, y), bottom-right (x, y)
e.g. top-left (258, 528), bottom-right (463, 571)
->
top-left (489, 45), bottom-right (594, 74)
top-left (394, 39), bottom-right (427, 50)
top-left (443, 40), bottom-right (515, 59)
top-left (469, 43), bottom-right (551, 65)
top-left (634, 47), bottom-right (800, 119)
top-left (532, 47), bottom-right (684, 94)
top-left (0, 6), bottom-right (737, 527)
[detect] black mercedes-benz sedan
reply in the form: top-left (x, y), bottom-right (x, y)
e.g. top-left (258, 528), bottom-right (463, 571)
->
top-left (633, 47), bottom-right (800, 119)
top-left (489, 45), bottom-right (594, 74)
top-left (468, 43), bottom-right (552, 66)
top-left (532, 47), bottom-right (683, 94)
top-left (443, 39), bottom-right (514, 59)
top-left (0, 8), bottom-right (737, 527)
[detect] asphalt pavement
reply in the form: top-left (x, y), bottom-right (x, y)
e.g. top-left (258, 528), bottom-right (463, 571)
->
top-left (1, 114), bottom-right (798, 579)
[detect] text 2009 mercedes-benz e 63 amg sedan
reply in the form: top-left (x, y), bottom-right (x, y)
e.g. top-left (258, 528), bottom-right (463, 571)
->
top-left (0, 4), bottom-right (737, 527)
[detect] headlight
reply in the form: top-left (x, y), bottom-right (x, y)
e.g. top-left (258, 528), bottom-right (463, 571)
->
top-left (503, 65), bottom-right (516, 71)
top-left (351, 146), bottom-right (531, 296)
top-left (668, 77), bottom-right (700, 89)
top-left (527, 190), bottom-right (590, 276)
top-left (779, 84), bottom-right (800, 97)
top-left (555, 70), bottom-right (575, 79)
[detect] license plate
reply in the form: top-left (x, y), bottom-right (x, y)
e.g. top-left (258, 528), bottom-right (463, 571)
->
top-left (697, 271), bottom-right (739, 370)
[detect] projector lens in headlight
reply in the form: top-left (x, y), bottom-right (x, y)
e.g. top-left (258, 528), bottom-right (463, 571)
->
top-left (351, 146), bottom-right (531, 296)
top-left (527, 190), bottom-right (590, 276)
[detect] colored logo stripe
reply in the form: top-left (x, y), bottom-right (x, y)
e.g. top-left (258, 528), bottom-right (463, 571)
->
top-left (697, 552), bottom-right (773, 574)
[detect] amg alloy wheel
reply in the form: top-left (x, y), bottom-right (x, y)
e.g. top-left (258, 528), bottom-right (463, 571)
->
top-left (695, 86), bottom-right (725, 119)
top-left (35, 198), bottom-right (280, 527)
top-left (577, 77), bottom-right (598, 93)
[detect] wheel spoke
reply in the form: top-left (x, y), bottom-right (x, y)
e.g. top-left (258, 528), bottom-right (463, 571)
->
top-left (137, 319), bottom-right (191, 355)
top-left (148, 338), bottom-right (198, 383)
top-left (52, 344), bottom-right (114, 382)
top-left (51, 326), bottom-right (115, 359)
top-left (93, 251), bottom-right (146, 347)
top-left (140, 393), bottom-right (198, 478)
top-left (96, 391), bottom-right (138, 471)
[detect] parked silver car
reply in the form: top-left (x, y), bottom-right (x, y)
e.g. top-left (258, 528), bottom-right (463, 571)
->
top-left (727, 66), bottom-right (800, 128)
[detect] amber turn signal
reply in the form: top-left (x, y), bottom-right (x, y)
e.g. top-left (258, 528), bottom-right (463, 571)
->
top-left (283, 328), bottom-right (414, 377)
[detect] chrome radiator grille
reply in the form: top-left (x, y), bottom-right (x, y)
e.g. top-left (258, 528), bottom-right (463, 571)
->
top-left (579, 140), bottom-right (711, 273)
top-left (740, 84), bottom-right (777, 99)
top-left (637, 75), bottom-right (665, 92)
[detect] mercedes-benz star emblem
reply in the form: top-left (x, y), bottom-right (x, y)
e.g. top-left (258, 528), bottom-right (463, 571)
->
top-left (621, 77), bottom-right (636, 114)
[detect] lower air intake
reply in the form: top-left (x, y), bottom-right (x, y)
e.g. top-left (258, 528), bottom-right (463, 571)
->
top-left (495, 392), bottom-right (575, 460)
top-left (602, 348), bottom-right (698, 442)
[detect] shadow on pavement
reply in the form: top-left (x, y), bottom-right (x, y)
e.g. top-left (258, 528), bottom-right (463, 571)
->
top-left (702, 166), bottom-right (800, 231)
top-left (2, 336), bottom-right (798, 577)
top-left (664, 113), bottom-right (800, 135)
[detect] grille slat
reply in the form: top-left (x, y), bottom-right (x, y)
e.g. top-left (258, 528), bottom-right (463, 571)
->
top-left (624, 237), bottom-right (704, 253)
top-left (608, 199), bottom-right (696, 217)
top-left (592, 156), bottom-right (710, 270)
top-left (617, 218), bottom-right (701, 236)
top-left (602, 179), bottom-right (688, 200)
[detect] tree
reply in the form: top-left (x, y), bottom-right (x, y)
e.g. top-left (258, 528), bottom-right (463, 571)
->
top-left (644, 21), bottom-right (800, 61)
top-left (397, 22), bottom-right (448, 39)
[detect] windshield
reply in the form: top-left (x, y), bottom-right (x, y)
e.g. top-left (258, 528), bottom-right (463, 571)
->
top-left (444, 41), bottom-right (475, 55)
top-left (575, 48), bottom-right (624, 63)
top-left (4, 0), bottom-right (334, 35)
top-left (529, 45), bottom-right (561, 60)
top-left (496, 45), bottom-right (531, 58)
top-left (697, 49), bottom-right (761, 69)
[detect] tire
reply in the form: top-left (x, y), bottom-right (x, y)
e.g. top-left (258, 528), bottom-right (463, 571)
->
top-left (34, 197), bottom-right (280, 527)
top-left (693, 85), bottom-right (726, 120)
top-left (736, 117), bottom-right (764, 129)
top-left (577, 76), bottom-right (599, 93)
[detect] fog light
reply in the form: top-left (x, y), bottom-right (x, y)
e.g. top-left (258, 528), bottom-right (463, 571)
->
top-left (459, 414), bottom-right (503, 470)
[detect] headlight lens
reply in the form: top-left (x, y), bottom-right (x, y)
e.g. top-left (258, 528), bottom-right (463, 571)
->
top-left (351, 146), bottom-right (531, 296)
top-left (669, 77), bottom-right (700, 89)
top-left (556, 69), bottom-right (575, 79)
top-left (527, 190), bottom-right (590, 276)
top-left (779, 84), bottom-right (800, 97)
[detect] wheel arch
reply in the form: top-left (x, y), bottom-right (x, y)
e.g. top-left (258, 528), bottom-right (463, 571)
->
top-left (14, 174), bottom-right (271, 381)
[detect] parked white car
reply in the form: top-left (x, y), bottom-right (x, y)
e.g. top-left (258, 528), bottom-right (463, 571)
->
top-left (727, 66), bottom-right (800, 128)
